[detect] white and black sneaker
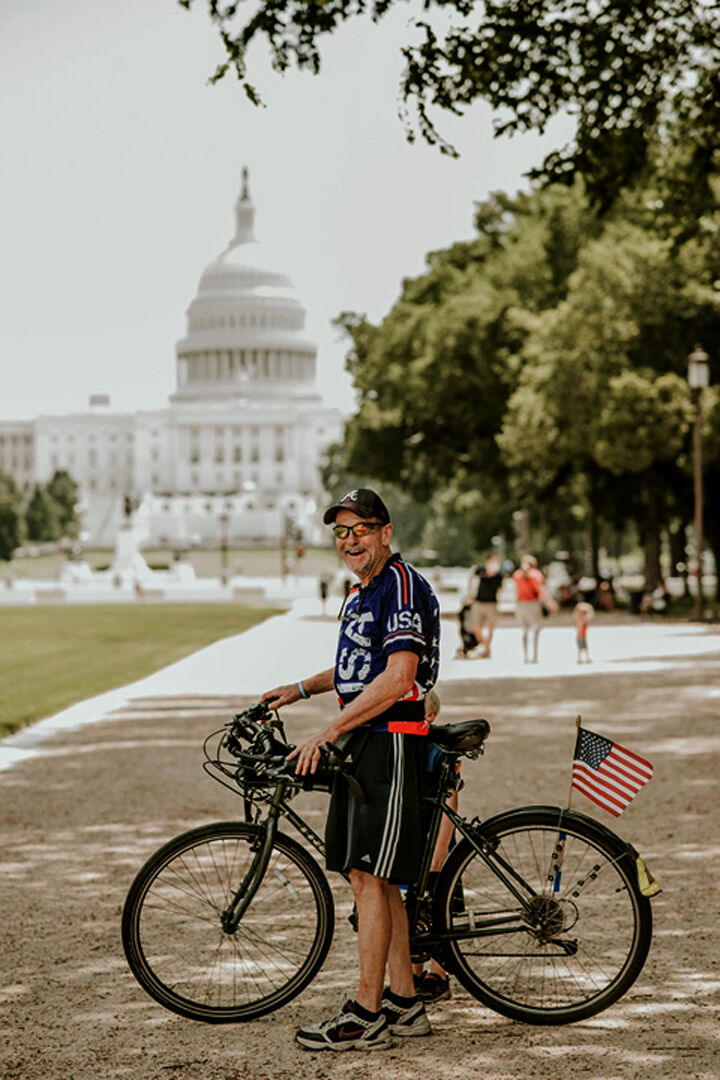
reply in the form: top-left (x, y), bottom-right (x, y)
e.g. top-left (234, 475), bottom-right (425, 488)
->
top-left (381, 988), bottom-right (432, 1036)
top-left (295, 999), bottom-right (392, 1052)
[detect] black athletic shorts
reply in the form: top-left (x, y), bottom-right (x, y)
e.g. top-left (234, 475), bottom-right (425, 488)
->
top-left (325, 729), bottom-right (429, 884)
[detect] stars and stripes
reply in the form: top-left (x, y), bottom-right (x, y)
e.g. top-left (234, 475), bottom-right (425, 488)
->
top-left (572, 726), bottom-right (653, 817)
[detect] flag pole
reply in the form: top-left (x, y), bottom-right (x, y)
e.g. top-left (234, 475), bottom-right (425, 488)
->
top-left (553, 716), bottom-right (581, 894)
top-left (566, 715), bottom-right (582, 809)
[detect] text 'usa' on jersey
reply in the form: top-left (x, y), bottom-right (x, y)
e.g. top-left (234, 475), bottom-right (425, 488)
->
top-left (334, 553), bottom-right (440, 706)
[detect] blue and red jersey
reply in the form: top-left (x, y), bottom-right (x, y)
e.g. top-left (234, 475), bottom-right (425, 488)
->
top-left (334, 552), bottom-right (440, 734)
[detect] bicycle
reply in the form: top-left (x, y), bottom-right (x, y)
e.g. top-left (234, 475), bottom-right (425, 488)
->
top-left (122, 702), bottom-right (654, 1026)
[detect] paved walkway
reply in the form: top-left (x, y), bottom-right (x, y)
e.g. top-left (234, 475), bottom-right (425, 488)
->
top-left (2, 599), bottom-right (719, 773)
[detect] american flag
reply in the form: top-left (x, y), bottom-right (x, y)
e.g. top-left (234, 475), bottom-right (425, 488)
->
top-left (572, 727), bottom-right (653, 817)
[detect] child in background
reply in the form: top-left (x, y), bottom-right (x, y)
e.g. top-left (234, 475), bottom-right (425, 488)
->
top-left (413, 689), bottom-right (459, 1003)
top-left (573, 601), bottom-right (594, 664)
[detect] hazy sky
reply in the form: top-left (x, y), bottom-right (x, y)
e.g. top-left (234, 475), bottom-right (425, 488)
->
top-left (1, 0), bottom-right (571, 420)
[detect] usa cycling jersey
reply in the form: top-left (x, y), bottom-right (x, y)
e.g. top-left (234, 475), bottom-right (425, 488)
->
top-left (334, 552), bottom-right (440, 734)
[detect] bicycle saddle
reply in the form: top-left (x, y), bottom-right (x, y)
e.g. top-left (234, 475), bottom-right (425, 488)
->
top-left (430, 719), bottom-right (490, 753)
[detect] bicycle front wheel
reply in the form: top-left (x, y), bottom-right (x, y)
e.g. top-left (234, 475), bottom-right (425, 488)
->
top-left (122, 822), bottom-right (334, 1022)
top-left (434, 806), bottom-right (652, 1024)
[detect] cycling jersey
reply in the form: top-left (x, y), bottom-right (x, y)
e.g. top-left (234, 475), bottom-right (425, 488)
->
top-left (334, 552), bottom-right (440, 734)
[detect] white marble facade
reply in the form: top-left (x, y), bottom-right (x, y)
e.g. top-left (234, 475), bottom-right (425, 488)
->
top-left (0, 172), bottom-right (341, 546)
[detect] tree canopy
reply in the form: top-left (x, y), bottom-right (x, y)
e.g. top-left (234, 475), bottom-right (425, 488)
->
top-left (333, 129), bottom-right (720, 583)
top-left (0, 470), bottom-right (24, 563)
top-left (181, 0), bottom-right (720, 206)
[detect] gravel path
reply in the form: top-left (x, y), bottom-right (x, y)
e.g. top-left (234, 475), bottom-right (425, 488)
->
top-left (1, 625), bottom-right (718, 1079)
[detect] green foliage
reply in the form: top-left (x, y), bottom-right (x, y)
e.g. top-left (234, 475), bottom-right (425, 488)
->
top-left (595, 373), bottom-right (692, 476)
top-left (182, 0), bottom-right (720, 208)
top-left (47, 469), bottom-right (80, 538)
top-left (337, 184), bottom-right (593, 555)
top-left (0, 469), bottom-right (24, 562)
top-left (25, 485), bottom-right (62, 543)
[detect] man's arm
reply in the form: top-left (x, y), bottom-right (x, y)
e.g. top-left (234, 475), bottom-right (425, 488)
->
top-left (261, 668), bottom-right (335, 709)
top-left (288, 651), bottom-right (419, 775)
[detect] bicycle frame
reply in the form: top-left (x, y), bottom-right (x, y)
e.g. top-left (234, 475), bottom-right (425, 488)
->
top-left (222, 749), bottom-right (546, 956)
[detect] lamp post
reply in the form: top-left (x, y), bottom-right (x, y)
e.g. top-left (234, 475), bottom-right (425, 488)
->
top-left (687, 344), bottom-right (709, 620)
top-left (219, 512), bottom-right (229, 581)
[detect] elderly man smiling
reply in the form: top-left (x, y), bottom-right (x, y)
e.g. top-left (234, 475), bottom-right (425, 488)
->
top-left (262, 487), bottom-right (440, 1051)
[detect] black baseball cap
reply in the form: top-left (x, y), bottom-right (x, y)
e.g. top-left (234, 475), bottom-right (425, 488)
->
top-left (323, 488), bottom-right (391, 525)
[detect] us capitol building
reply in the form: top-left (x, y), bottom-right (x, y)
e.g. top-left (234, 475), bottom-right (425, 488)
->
top-left (0, 171), bottom-right (341, 546)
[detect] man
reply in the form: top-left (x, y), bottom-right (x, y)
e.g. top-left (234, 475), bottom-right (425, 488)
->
top-left (262, 487), bottom-right (440, 1052)
top-left (465, 553), bottom-right (504, 658)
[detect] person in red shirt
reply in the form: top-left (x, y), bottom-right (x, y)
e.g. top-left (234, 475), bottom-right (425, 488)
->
top-left (512, 555), bottom-right (557, 663)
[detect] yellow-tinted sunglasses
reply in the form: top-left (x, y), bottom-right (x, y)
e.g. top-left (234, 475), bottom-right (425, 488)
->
top-left (331, 521), bottom-right (383, 540)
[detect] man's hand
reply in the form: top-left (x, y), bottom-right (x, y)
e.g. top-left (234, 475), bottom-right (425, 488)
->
top-left (286, 724), bottom-right (339, 775)
top-left (260, 683), bottom-right (301, 710)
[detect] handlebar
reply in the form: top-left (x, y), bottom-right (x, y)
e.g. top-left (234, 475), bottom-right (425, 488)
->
top-left (218, 702), bottom-right (365, 801)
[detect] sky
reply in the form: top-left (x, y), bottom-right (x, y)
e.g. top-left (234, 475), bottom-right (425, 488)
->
top-left (0, 0), bottom-right (572, 421)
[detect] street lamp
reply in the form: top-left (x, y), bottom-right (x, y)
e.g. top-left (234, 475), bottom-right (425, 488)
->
top-left (219, 512), bottom-right (229, 580)
top-left (687, 344), bottom-right (709, 620)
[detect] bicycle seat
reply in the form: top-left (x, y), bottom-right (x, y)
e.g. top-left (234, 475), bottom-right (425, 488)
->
top-left (430, 719), bottom-right (490, 753)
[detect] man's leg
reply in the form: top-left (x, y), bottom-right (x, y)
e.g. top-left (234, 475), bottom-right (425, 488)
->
top-left (350, 870), bottom-right (419, 1006)
top-left (350, 869), bottom-right (392, 1012)
top-left (386, 882), bottom-right (415, 997)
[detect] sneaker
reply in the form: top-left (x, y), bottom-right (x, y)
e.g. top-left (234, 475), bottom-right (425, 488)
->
top-left (416, 972), bottom-right (451, 1003)
top-left (381, 988), bottom-right (431, 1037)
top-left (295, 999), bottom-right (392, 1052)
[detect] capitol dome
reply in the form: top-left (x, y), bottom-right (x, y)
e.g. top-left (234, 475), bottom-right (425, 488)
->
top-left (172, 169), bottom-right (318, 402)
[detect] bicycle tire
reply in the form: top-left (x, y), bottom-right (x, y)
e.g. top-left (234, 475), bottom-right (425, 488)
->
top-left (432, 805), bottom-right (652, 1024)
top-left (122, 821), bottom-right (334, 1023)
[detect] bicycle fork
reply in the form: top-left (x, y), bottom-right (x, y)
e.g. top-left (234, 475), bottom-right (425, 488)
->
top-left (220, 790), bottom-right (284, 934)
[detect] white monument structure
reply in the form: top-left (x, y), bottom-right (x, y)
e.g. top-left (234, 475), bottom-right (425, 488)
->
top-left (0, 170), bottom-right (341, 547)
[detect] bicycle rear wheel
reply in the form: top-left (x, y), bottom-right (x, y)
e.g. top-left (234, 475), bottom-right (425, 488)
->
top-left (434, 806), bottom-right (652, 1024)
top-left (122, 821), bottom-right (334, 1022)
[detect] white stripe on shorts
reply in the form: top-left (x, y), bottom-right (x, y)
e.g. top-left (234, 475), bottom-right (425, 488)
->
top-left (373, 732), bottom-right (404, 878)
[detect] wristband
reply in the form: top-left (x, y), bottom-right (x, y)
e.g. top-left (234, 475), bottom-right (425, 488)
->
top-left (297, 680), bottom-right (310, 699)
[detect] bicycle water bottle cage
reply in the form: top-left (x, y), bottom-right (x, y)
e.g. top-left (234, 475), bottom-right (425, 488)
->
top-left (430, 719), bottom-right (490, 757)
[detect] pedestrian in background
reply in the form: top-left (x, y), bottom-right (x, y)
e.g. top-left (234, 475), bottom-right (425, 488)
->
top-left (573, 601), bottom-right (594, 664)
top-left (512, 555), bottom-right (557, 664)
top-left (465, 554), bottom-right (504, 659)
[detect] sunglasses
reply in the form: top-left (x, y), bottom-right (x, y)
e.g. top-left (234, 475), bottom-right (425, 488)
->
top-left (331, 521), bottom-right (383, 540)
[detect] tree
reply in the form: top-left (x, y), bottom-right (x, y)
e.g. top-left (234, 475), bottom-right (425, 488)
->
top-left (0, 470), bottom-right (24, 562)
top-left (46, 470), bottom-right (80, 538)
top-left (498, 217), bottom-right (715, 584)
top-left (337, 183), bottom-right (592, 555)
top-left (25, 485), bottom-right (62, 543)
top-left (181, 0), bottom-right (720, 207)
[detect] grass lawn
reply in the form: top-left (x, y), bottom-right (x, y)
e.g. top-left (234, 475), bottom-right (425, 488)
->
top-left (0, 604), bottom-right (280, 738)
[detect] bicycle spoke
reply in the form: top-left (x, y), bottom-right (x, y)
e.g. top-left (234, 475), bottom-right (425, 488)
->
top-left (440, 812), bottom-right (650, 1023)
top-left (124, 823), bottom-right (334, 1020)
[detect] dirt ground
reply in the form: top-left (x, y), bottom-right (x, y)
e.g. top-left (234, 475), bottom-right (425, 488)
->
top-left (1, 639), bottom-right (719, 1080)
